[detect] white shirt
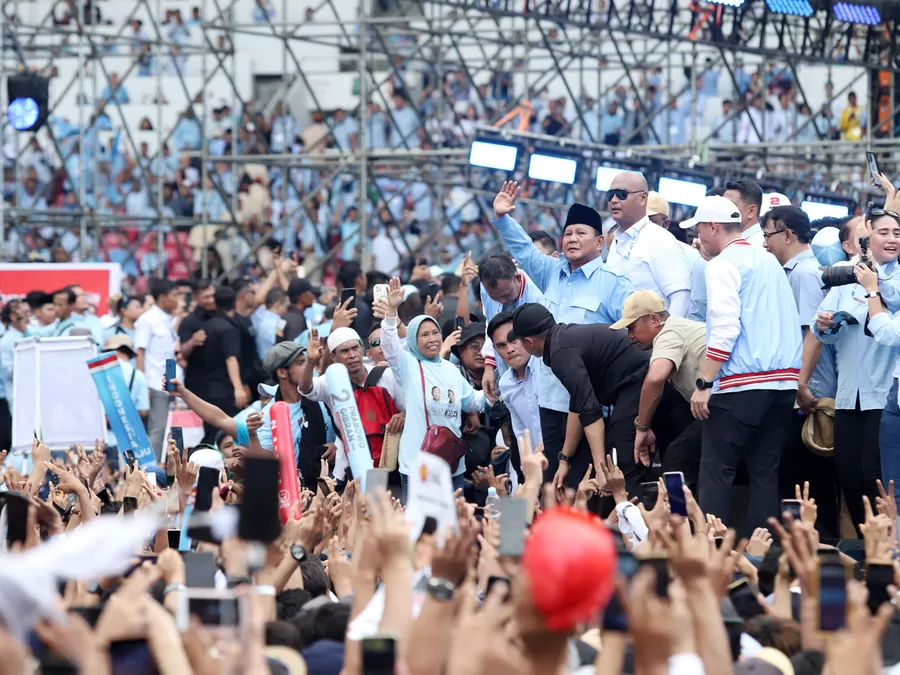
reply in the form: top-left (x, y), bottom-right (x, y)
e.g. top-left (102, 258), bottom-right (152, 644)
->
top-left (133, 304), bottom-right (177, 391)
top-left (497, 357), bottom-right (542, 447)
top-left (301, 364), bottom-right (405, 414)
top-left (606, 217), bottom-right (692, 308)
top-left (742, 222), bottom-right (765, 246)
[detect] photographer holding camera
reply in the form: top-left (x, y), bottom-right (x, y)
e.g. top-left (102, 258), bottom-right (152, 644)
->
top-left (812, 201), bottom-right (900, 534)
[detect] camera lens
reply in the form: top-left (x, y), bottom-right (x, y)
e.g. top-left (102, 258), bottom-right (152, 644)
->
top-left (819, 265), bottom-right (857, 288)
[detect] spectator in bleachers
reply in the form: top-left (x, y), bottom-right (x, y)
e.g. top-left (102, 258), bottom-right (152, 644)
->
top-left (17, 171), bottom-right (48, 211)
top-left (173, 109), bottom-right (202, 151)
top-left (737, 97), bottom-right (764, 144)
top-left (107, 233), bottom-right (140, 278)
top-left (839, 91), bottom-right (864, 141)
top-left (623, 98), bottom-right (647, 145)
top-left (710, 99), bottom-right (736, 143)
top-left (390, 94), bottom-right (422, 149)
top-left (168, 181), bottom-right (194, 217)
top-left (101, 72), bottom-right (130, 104)
top-left (270, 102), bottom-right (299, 154)
top-left (253, 0), bottom-right (276, 23)
top-left (769, 90), bottom-right (796, 142)
top-left (600, 100), bottom-right (624, 145)
top-left (331, 109), bottom-right (358, 152)
top-left (187, 6), bottom-right (202, 26)
top-left (700, 57), bottom-right (720, 97)
top-left (365, 101), bottom-right (388, 149)
top-left (542, 99), bottom-right (566, 137)
top-left (301, 111), bottom-right (329, 153)
top-left (124, 181), bottom-right (149, 216)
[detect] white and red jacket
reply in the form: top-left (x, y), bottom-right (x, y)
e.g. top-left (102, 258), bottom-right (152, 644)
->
top-left (706, 238), bottom-right (802, 393)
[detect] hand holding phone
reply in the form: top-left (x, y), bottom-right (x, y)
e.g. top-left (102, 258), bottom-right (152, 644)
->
top-left (165, 359), bottom-right (177, 391)
top-left (663, 472), bottom-right (687, 517)
top-left (867, 151), bottom-right (881, 188)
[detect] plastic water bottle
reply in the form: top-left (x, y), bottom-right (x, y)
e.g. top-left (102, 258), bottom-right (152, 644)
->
top-left (485, 487), bottom-right (501, 520)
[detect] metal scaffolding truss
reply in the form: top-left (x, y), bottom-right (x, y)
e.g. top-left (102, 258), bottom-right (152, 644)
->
top-left (2, 0), bottom-right (899, 280)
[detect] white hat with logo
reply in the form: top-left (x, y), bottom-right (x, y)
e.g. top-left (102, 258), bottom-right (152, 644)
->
top-left (679, 196), bottom-right (743, 229)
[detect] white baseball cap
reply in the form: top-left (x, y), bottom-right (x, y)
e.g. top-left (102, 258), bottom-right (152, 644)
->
top-left (760, 192), bottom-right (790, 217)
top-left (679, 196), bottom-right (743, 229)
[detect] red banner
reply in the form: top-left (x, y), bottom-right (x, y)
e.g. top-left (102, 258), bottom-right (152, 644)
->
top-left (0, 263), bottom-right (123, 315)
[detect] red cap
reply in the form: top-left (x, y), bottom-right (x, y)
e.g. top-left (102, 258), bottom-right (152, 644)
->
top-left (522, 507), bottom-right (617, 631)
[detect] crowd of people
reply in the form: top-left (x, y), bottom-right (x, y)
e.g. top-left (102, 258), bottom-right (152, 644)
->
top-left (3, 170), bottom-right (900, 673)
top-left (2, 0), bottom-right (878, 291)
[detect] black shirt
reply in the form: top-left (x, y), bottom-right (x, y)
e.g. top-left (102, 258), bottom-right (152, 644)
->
top-left (283, 305), bottom-right (308, 343)
top-left (230, 312), bottom-right (263, 395)
top-left (543, 323), bottom-right (650, 428)
top-left (178, 309), bottom-right (241, 401)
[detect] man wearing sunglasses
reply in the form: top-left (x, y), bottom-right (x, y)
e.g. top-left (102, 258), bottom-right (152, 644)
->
top-left (491, 180), bottom-right (634, 477)
top-left (762, 204), bottom-right (840, 538)
top-left (679, 195), bottom-right (802, 532)
top-left (605, 173), bottom-right (692, 320)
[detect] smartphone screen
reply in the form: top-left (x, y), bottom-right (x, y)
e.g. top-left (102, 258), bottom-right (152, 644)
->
top-left (317, 477), bottom-right (334, 496)
top-left (663, 472), bottom-right (687, 516)
top-left (365, 468), bottom-right (389, 498)
top-left (238, 456), bottom-right (281, 543)
top-left (455, 316), bottom-right (464, 331)
top-left (341, 288), bottom-right (356, 306)
top-left (866, 151), bottom-right (881, 187)
top-left (497, 496), bottom-right (529, 557)
top-left (781, 499), bottom-right (802, 522)
top-left (188, 594), bottom-right (239, 627)
top-left (1, 491), bottom-right (31, 544)
top-left (167, 529), bottom-right (181, 549)
top-left (427, 283), bottom-right (440, 301)
top-left (639, 556), bottom-right (669, 598)
top-left (866, 563), bottom-right (894, 615)
top-left (170, 427), bottom-right (184, 456)
top-left (640, 481), bottom-right (658, 510)
top-left (182, 551), bottom-right (217, 588)
top-left (818, 561), bottom-right (847, 632)
top-left (124, 450), bottom-right (136, 472)
top-left (165, 358), bottom-right (177, 391)
top-left (361, 636), bottom-right (397, 675)
top-left (728, 577), bottom-right (765, 620)
top-left (193, 467), bottom-right (219, 513)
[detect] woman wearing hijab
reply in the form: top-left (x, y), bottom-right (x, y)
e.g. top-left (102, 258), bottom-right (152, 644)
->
top-left (381, 277), bottom-right (485, 499)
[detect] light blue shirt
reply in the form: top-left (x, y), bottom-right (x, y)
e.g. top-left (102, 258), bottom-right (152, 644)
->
top-left (332, 117), bottom-right (359, 151)
top-left (868, 312), bottom-right (900, 407)
top-left (0, 326), bottom-right (24, 402)
top-left (71, 312), bottom-right (105, 345)
top-left (254, 308), bottom-right (283, 361)
top-left (784, 248), bottom-right (836, 398)
top-left (492, 214), bottom-right (633, 412)
top-left (682, 242), bottom-right (708, 322)
top-left (366, 111), bottom-right (387, 149)
top-left (254, 397), bottom-right (335, 463)
top-left (498, 356), bottom-right (542, 448)
top-left (813, 268), bottom-right (898, 410)
top-left (390, 106), bottom-right (420, 149)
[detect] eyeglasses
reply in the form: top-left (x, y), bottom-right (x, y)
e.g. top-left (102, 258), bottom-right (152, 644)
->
top-left (762, 228), bottom-right (789, 240)
top-left (368, 339), bottom-right (381, 347)
top-left (605, 189), bottom-right (646, 202)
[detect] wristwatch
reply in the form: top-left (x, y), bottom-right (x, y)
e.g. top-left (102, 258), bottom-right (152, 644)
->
top-left (634, 417), bottom-right (651, 432)
top-left (865, 291), bottom-right (882, 299)
top-left (558, 452), bottom-right (570, 463)
top-left (426, 577), bottom-right (456, 602)
top-left (290, 544), bottom-right (308, 563)
top-left (695, 377), bottom-right (715, 390)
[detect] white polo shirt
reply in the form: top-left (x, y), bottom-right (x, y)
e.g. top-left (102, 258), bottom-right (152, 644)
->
top-left (606, 217), bottom-right (692, 308)
top-left (133, 304), bottom-right (177, 391)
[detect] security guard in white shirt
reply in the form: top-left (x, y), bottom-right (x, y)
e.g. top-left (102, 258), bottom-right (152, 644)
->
top-left (605, 172), bottom-right (692, 317)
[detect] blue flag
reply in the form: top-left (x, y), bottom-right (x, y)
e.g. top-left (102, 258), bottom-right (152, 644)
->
top-left (87, 353), bottom-right (156, 467)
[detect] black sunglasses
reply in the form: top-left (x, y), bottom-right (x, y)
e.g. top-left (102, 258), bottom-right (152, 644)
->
top-left (869, 208), bottom-right (900, 223)
top-left (605, 189), bottom-right (646, 202)
top-left (368, 339), bottom-right (381, 347)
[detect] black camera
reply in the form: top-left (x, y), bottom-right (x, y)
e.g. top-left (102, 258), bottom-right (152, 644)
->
top-left (820, 236), bottom-right (872, 288)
